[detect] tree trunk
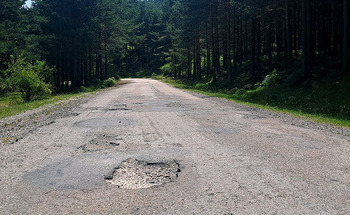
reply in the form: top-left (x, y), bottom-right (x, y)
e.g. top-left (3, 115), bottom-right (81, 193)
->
top-left (251, 14), bottom-right (256, 78)
top-left (196, 36), bottom-right (201, 79)
top-left (211, 0), bottom-right (218, 83)
top-left (104, 39), bottom-right (108, 79)
top-left (302, 0), bottom-right (311, 73)
top-left (226, 0), bottom-right (232, 82)
top-left (214, 2), bottom-right (220, 78)
top-left (306, 0), bottom-right (312, 71)
top-left (206, 21), bottom-right (211, 78)
top-left (187, 45), bottom-right (192, 79)
top-left (285, 0), bottom-right (292, 68)
top-left (343, 0), bottom-right (349, 73)
top-left (193, 38), bottom-right (197, 79)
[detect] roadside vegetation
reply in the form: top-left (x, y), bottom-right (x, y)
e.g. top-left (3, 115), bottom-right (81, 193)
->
top-left (0, 54), bottom-right (119, 119)
top-left (0, 76), bottom-right (119, 119)
top-left (158, 75), bottom-right (350, 128)
top-left (1, 1), bottom-right (122, 118)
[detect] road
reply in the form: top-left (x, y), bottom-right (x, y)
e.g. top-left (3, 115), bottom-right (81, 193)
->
top-left (0, 79), bottom-right (349, 214)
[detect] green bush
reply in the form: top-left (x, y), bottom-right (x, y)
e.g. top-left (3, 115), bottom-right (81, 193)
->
top-left (33, 60), bottom-right (54, 86)
top-left (6, 55), bottom-right (52, 102)
top-left (160, 63), bottom-right (173, 76)
top-left (262, 69), bottom-right (280, 88)
top-left (80, 86), bottom-right (91, 92)
top-left (0, 73), bottom-right (11, 95)
top-left (102, 77), bottom-right (117, 88)
top-left (235, 89), bottom-right (247, 96)
top-left (194, 83), bottom-right (210, 90)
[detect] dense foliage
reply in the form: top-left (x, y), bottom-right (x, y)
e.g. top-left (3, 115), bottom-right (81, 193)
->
top-left (0, 0), bottom-right (349, 102)
top-left (6, 55), bottom-right (51, 101)
top-left (150, 0), bottom-right (350, 86)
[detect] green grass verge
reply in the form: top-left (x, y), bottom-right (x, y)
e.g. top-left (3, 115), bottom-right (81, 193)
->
top-left (0, 78), bottom-right (119, 119)
top-left (157, 76), bottom-right (350, 128)
top-left (0, 92), bottom-right (89, 119)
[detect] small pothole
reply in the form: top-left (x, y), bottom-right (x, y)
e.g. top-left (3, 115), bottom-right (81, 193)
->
top-left (105, 158), bottom-right (180, 189)
top-left (76, 134), bottom-right (122, 153)
top-left (74, 118), bottom-right (133, 128)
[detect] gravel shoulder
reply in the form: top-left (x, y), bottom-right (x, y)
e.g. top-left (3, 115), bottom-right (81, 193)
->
top-left (0, 91), bottom-right (103, 145)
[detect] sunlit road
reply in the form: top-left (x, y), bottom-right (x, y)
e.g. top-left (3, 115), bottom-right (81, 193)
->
top-left (1, 79), bottom-right (349, 214)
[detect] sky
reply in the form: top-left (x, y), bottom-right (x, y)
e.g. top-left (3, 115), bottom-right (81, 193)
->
top-left (25, 0), bottom-right (33, 8)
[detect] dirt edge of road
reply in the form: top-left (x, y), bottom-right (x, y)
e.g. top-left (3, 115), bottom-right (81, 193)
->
top-left (0, 82), bottom-right (130, 145)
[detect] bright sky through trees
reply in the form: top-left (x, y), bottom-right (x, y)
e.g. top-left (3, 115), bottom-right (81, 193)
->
top-left (25, 0), bottom-right (32, 8)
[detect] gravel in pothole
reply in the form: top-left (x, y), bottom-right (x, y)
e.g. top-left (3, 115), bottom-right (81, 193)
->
top-left (105, 158), bottom-right (180, 189)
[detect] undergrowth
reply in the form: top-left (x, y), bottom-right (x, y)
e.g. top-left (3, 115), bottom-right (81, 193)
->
top-left (157, 75), bottom-right (350, 128)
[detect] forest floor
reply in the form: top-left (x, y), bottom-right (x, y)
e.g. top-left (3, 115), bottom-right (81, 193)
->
top-left (0, 79), bottom-right (349, 214)
top-left (157, 76), bottom-right (350, 128)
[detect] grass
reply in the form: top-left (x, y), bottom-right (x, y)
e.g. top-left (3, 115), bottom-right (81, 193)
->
top-left (0, 92), bottom-right (87, 119)
top-left (0, 78), bottom-right (120, 119)
top-left (157, 76), bottom-right (350, 128)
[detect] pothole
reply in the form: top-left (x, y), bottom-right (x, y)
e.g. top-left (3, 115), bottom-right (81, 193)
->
top-left (243, 114), bottom-right (266, 119)
top-left (74, 118), bottom-right (133, 128)
top-left (107, 108), bottom-right (130, 111)
top-left (105, 158), bottom-right (180, 189)
top-left (89, 134), bottom-right (122, 145)
top-left (108, 104), bottom-right (130, 111)
top-left (76, 134), bottom-right (122, 153)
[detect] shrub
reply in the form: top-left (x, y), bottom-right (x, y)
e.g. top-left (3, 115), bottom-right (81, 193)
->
top-left (80, 86), bottom-right (91, 92)
top-left (262, 68), bottom-right (280, 88)
top-left (235, 89), bottom-right (247, 96)
top-left (7, 55), bottom-right (51, 102)
top-left (0, 79), bottom-right (11, 95)
top-left (0, 66), bottom-right (13, 95)
top-left (33, 60), bottom-right (54, 86)
top-left (102, 77), bottom-right (117, 88)
top-left (160, 63), bottom-right (173, 76)
top-left (194, 83), bottom-right (210, 90)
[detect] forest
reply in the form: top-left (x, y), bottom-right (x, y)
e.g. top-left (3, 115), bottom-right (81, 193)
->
top-left (0, 0), bottom-right (349, 121)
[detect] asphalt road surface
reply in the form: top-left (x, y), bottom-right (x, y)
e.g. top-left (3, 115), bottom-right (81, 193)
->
top-left (1, 79), bottom-right (349, 214)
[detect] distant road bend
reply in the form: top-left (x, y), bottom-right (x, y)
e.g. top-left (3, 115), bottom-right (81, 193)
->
top-left (0, 79), bottom-right (349, 214)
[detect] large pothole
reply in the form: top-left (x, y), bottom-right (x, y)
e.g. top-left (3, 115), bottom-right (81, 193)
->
top-left (105, 158), bottom-right (180, 189)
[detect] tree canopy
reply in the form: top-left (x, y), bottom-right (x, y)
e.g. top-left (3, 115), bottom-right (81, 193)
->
top-left (0, 0), bottom-right (349, 91)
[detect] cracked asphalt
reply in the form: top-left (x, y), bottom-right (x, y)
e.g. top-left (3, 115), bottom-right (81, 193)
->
top-left (0, 78), bottom-right (349, 214)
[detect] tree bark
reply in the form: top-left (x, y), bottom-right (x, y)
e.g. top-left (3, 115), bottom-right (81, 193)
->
top-left (251, 14), bottom-right (256, 78)
top-left (226, 0), bottom-right (232, 82)
top-left (302, 0), bottom-right (311, 73)
top-left (196, 36), bottom-right (201, 79)
top-left (343, 0), bottom-right (349, 73)
top-left (187, 45), bottom-right (192, 79)
top-left (285, 0), bottom-right (292, 68)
